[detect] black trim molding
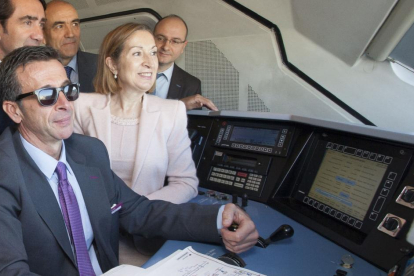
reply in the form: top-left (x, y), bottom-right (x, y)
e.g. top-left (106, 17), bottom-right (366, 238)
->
top-left (223, 0), bottom-right (375, 126)
top-left (81, 8), bottom-right (161, 23)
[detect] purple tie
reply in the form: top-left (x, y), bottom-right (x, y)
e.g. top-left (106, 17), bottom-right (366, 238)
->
top-left (65, 66), bottom-right (72, 80)
top-left (56, 162), bottom-right (95, 276)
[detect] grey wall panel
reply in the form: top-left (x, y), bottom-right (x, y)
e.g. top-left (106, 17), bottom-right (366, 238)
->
top-left (390, 24), bottom-right (414, 69)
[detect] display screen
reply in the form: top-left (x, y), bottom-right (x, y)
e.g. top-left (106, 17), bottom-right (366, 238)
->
top-left (223, 154), bottom-right (257, 168)
top-left (230, 126), bottom-right (279, 147)
top-left (308, 149), bottom-right (387, 221)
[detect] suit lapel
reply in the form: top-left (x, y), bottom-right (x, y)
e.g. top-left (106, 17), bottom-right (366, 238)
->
top-left (12, 132), bottom-right (76, 265)
top-left (131, 95), bottom-right (160, 188)
top-left (65, 148), bottom-right (113, 264)
top-left (90, 95), bottom-right (112, 159)
top-left (167, 64), bottom-right (184, 99)
top-left (77, 51), bottom-right (95, 93)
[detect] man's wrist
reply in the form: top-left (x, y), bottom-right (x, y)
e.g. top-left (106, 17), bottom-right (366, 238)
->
top-left (216, 205), bottom-right (226, 233)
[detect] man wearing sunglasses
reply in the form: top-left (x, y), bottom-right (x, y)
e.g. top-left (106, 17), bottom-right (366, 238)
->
top-left (0, 0), bottom-right (47, 135)
top-left (154, 15), bottom-right (218, 111)
top-left (0, 46), bottom-right (258, 275)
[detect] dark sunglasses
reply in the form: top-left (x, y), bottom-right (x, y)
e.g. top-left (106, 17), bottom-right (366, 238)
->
top-left (15, 83), bottom-right (80, 107)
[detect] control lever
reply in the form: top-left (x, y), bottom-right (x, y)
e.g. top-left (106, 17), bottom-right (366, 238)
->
top-left (227, 223), bottom-right (294, 248)
top-left (256, 224), bottom-right (294, 248)
top-left (218, 224), bottom-right (294, 267)
top-left (232, 194), bottom-right (238, 205)
top-left (242, 193), bottom-right (248, 208)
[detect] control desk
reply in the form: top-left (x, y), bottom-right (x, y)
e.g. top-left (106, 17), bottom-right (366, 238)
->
top-left (144, 189), bottom-right (387, 275)
top-left (145, 111), bottom-right (414, 275)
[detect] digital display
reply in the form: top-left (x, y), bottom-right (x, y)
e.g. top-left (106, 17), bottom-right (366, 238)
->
top-left (308, 149), bottom-right (387, 221)
top-left (230, 126), bottom-right (279, 147)
top-left (224, 154), bottom-right (257, 168)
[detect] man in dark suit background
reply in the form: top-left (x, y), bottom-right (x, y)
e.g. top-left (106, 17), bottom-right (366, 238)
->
top-left (0, 45), bottom-right (258, 275)
top-left (44, 0), bottom-right (97, 93)
top-left (154, 15), bottom-right (218, 111)
top-left (0, 0), bottom-right (46, 134)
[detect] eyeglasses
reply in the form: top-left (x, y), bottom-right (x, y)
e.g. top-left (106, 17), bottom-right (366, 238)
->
top-left (155, 35), bottom-right (186, 46)
top-left (15, 83), bottom-right (80, 106)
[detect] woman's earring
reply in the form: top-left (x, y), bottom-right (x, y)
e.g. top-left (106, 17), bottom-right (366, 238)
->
top-left (114, 73), bottom-right (118, 79)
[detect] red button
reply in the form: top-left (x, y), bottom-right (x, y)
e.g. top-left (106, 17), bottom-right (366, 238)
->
top-left (237, 172), bottom-right (248, 177)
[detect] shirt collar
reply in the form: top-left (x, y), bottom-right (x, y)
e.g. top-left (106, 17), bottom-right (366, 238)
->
top-left (67, 54), bottom-right (78, 73)
top-left (159, 63), bottom-right (174, 82)
top-left (20, 134), bottom-right (73, 180)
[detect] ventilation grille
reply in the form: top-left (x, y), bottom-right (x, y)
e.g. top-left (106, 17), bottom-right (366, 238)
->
top-left (248, 85), bottom-right (269, 112)
top-left (186, 40), bottom-right (269, 112)
top-left (186, 41), bottom-right (239, 110)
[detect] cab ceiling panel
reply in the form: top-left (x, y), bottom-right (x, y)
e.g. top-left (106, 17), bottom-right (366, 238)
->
top-left (237, 0), bottom-right (398, 66)
top-left (45, 0), bottom-right (89, 9)
top-left (75, 0), bottom-right (263, 40)
top-left (80, 14), bottom-right (158, 53)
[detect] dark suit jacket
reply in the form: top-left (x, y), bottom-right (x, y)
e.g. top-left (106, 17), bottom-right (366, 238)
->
top-left (167, 64), bottom-right (201, 100)
top-left (77, 51), bottom-right (98, 93)
top-left (0, 128), bottom-right (221, 275)
top-left (0, 109), bottom-right (13, 135)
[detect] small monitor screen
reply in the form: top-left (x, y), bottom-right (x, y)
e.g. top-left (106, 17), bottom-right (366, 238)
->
top-left (224, 154), bottom-right (257, 168)
top-left (230, 126), bottom-right (279, 147)
top-left (308, 149), bottom-right (387, 221)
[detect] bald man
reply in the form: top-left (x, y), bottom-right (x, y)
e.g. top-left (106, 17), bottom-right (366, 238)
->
top-left (154, 14), bottom-right (218, 111)
top-left (44, 0), bottom-right (97, 92)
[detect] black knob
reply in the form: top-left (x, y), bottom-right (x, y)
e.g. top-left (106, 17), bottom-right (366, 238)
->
top-left (383, 217), bottom-right (400, 231)
top-left (402, 189), bottom-right (414, 203)
top-left (228, 223), bottom-right (239, 232)
top-left (242, 193), bottom-right (248, 207)
top-left (218, 252), bottom-right (246, 267)
top-left (255, 225), bottom-right (294, 248)
top-left (232, 194), bottom-right (238, 204)
top-left (267, 224), bottom-right (294, 243)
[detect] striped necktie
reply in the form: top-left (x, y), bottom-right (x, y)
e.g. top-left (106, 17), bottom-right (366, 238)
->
top-left (56, 162), bottom-right (95, 276)
top-left (65, 66), bottom-right (73, 80)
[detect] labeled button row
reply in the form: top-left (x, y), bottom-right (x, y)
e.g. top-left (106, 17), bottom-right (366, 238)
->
top-left (303, 197), bottom-right (362, 229)
top-left (211, 172), bottom-right (235, 180)
top-left (326, 142), bottom-right (393, 165)
top-left (245, 183), bottom-right (259, 191)
top-left (212, 167), bottom-right (237, 175)
top-left (209, 177), bottom-right (233, 186)
top-left (245, 186), bottom-right (259, 192)
top-left (231, 143), bottom-right (272, 153)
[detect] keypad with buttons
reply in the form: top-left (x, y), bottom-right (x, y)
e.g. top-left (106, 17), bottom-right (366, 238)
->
top-left (209, 166), bottom-right (263, 193)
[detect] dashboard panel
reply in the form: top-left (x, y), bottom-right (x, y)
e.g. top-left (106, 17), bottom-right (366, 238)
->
top-left (187, 110), bottom-right (414, 272)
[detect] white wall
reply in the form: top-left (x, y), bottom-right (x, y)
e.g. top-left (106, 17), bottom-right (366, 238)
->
top-left (237, 0), bottom-right (414, 133)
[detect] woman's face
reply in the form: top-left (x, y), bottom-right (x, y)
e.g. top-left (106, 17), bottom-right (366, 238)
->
top-left (112, 30), bottom-right (158, 94)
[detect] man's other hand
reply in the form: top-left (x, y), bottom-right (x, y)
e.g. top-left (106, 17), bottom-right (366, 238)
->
top-left (181, 94), bottom-right (218, 111)
top-left (220, 203), bottom-right (259, 254)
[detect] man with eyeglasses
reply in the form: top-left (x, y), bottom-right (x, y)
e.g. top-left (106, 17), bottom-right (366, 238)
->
top-left (0, 46), bottom-right (258, 275)
top-left (154, 15), bottom-right (218, 111)
top-left (0, 0), bottom-right (46, 135)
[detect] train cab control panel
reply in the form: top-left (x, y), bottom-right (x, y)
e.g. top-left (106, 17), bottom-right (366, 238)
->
top-left (187, 110), bottom-right (414, 273)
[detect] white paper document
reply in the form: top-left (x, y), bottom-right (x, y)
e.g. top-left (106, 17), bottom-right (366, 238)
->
top-left (102, 264), bottom-right (146, 276)
top-left (103, 246), bottom-right (266, 276)
top-left (146, 246), bottom-right (266, 276)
